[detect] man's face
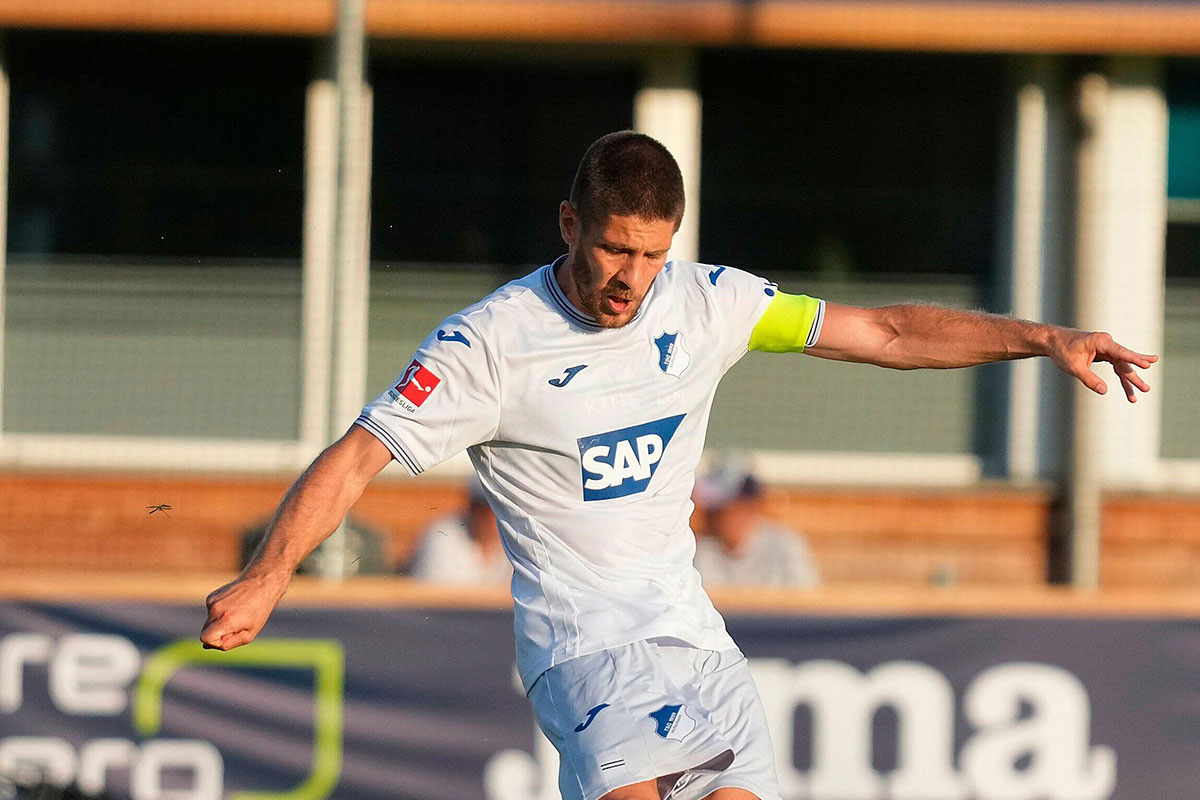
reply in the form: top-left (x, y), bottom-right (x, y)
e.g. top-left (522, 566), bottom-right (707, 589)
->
top-left (558, 202), bottom-right (677, 329)
top-left (710, 498), bottom-right (760, 554)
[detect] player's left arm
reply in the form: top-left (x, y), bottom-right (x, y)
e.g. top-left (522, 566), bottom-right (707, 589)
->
top-left (804, 302), bottom-right (1159, 403)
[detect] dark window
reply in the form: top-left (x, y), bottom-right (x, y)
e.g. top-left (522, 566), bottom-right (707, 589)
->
top-left (698, 50), bottom-right (1003, 277)
top-left (1166, 222), bottom-right (1199, 278)
top-left (370, 58), bottom-right (637, 266)
top-left (7, 31), bottom-right (306, 259)
top-left (1167, 60), bottom-right (1200, 203)
top-left (1167, 59), bottom-right (1200, 279)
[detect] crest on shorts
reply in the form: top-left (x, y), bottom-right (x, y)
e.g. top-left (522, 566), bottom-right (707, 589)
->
top-left (654, 331), bottom-right (691, 378)
top-left (649, 703), bottom-right (696, 741)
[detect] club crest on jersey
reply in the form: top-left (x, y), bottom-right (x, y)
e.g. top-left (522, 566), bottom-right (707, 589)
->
top-left (387, 359), bottom-right (441, 412)
top-left (654, 331), bottom-right (691, 378)
top-left (649, 703), bottom-right (696, 741)
top-left (577, 414), bottom-right (686, 501)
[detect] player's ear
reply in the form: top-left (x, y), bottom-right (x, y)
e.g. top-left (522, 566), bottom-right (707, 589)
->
top-left (559, 201), bottom-right (580, 247)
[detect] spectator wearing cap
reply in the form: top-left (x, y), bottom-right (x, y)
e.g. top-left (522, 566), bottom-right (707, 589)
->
top-left (405, 477), bottom-right (511, 585)
top-left (692, 460), bottom-right (820, 588)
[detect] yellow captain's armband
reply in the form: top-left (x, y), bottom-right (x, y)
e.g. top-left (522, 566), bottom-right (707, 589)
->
top-left (748, 292), bottom-right (825, 353)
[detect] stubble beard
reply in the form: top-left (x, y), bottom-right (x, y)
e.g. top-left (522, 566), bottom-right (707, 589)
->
top-left (569, 254), bottom-right (641, 329)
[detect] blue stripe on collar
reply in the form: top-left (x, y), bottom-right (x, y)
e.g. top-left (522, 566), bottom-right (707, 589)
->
top-left (543, 256), bottom-right (604, 330)
top-left (542, 254), bottom-right (652, 330)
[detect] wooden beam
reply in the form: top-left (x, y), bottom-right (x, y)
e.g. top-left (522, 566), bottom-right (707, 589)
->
top-left (364, 0), bottom-right (741, 44)
top-left (751, 2), bottom-right (1200, 54)
top-left (0, 0), bottom-right (335, 35)
top-left (4, 1), bottom-right (1198, 55)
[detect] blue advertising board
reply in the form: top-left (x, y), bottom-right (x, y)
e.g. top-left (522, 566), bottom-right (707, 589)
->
top-left (1, 602), bottom-right (1198, 800)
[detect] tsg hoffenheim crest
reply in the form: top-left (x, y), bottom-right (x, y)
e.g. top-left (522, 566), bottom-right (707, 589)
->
top-left (654, 331), bottom-right (691, 378)
top-left (649, 703), bottom-right (697, 741)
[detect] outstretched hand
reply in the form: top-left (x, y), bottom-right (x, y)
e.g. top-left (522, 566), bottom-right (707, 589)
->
top-left (200, 574), bottom-right (287, 651)
top-left (1049, 330), bottom-right (1158, 403)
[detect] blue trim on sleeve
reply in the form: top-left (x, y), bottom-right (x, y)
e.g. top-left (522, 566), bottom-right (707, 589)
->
top-left (353, 414), bottom-right (423, 476)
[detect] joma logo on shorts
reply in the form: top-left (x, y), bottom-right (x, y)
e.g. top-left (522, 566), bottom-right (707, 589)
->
top-left (577, 414), bottom-right (685, 501)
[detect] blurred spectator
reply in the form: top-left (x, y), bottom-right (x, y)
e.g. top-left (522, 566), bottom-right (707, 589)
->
top-left (406, 477), bottom-right (511, 585)
top-left (693, 459), bottom-right (819, 588)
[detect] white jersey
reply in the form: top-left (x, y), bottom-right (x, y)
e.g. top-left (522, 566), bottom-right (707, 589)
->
top-left (356, 256), bottom-right (814, 691)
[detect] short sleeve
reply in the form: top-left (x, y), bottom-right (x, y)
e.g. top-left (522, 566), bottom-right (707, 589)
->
top-left (702, 264), bottom-right (780, 371)
top-left (354, 316), bottom-right (500, 475)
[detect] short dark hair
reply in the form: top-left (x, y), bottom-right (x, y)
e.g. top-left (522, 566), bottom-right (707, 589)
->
top-left (569, 131), bottom-right (685, 230)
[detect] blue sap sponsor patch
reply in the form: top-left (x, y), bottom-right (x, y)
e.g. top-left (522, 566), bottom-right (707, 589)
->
top-left (577, 414), bottom-right (686, 501)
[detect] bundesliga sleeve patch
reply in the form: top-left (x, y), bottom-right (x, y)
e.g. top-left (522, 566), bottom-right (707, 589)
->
top-left (389, 359), bottom-right (442, 411)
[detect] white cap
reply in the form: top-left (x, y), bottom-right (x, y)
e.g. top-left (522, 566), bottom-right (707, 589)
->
top-left (695, 455), bottom-right (760, 509)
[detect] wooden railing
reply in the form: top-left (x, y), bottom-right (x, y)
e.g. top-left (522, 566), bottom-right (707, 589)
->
top-left (2, 1), bottom-right (1200, 54)
top-left (3, 472), bottom-right (1198, 588)
top-left (2, 571), bottom-right (1199, 619)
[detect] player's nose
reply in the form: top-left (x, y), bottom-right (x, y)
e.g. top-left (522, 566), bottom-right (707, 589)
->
top-left (618, 255), bottom-right (656, 290)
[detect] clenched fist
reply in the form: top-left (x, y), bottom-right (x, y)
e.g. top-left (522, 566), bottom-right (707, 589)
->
top-left (200, 574), bottom-right (288, 651)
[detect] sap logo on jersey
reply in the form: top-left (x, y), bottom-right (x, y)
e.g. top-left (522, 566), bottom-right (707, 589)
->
top-left (577, 414), bottom-right (685, 501)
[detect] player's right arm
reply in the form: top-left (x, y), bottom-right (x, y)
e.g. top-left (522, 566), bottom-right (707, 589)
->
top-left (200, 425), bottom-right (392, 651)
top-left (805, 302), bottom-right (1157, 402)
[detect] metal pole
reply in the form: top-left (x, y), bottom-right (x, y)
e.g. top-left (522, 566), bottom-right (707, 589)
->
top-left (300, 44), bottom-right (338, 457)
top-left (1005, 58), bottom-right (1052, 483)
top-left (321, 0), bottom-right (370, 580)
top-left (1068, 59), bottom-right (1168, 589)
top-left (1068, 72), bottom-right (1107, 591)
top-left (0, 40), bottom-right (10, 445)
top-left (634, 48), bottom-right (701, 263)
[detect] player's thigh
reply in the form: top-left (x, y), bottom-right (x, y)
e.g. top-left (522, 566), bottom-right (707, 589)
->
top-left (703, 789), bottom-right (761, 800)
top-left (529, 642), bottom-right (733, 800)
top-left (686, 652), bottom-right (781, 800)
top-left (592, 771), bottom-right (763, 800)
top-left (596, 777), bottom-right (667, 800)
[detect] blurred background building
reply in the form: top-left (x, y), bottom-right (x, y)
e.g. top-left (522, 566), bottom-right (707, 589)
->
top-left (0, 0), bottom-right (1197, 589)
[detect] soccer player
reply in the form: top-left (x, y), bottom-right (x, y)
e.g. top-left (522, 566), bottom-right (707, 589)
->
top-left (201, 131), bottom-right (1157, 800)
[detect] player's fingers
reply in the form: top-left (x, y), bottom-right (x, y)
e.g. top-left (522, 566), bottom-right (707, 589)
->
top-left (1117, 371), bottom-right (1137, 403)
top-left (200, 608), bottom-right (243, 648)
top-left (1111, 350), bottom-right (1157, 369)
top-left (1074, 367), bottom-right (1108, 395)
top-left (201, 626), bottom-right (246, 651)
top-left (1114, 362), bottom-right (1150, 393)
top-left (1097, 341), bottom-right (1158, 369)
top-left (219, 629), bottom-right (256, 651)
top-left (199, 619), bottom-right (229, 649)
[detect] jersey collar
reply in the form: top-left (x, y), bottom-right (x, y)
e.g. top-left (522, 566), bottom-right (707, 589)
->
top-left (542, 254), bottom-right (651, 331)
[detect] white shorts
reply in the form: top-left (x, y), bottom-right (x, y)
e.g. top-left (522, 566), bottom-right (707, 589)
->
top-left (528, 637), bottom-right (782, 800)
